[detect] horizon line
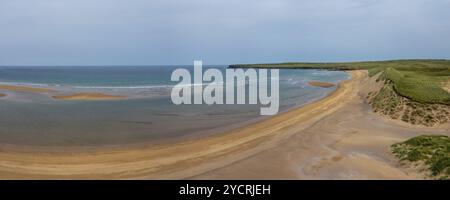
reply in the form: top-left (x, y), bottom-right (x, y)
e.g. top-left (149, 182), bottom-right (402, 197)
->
top-left (1, 58), bottom-right (450, 67)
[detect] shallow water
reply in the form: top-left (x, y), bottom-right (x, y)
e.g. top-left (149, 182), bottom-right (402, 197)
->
top-left (0, 66), bottom-right (348, 146)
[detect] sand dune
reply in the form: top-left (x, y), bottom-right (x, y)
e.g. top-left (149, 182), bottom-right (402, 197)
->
top-left (0, 70), bottom-right (445, 179)
top-left (0, 85), bottom-right (54, 93)
top-left (52, 93), bottom-right (125, 100)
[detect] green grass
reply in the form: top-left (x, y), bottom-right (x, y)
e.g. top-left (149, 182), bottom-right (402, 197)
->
top-left (368, 67), bottom-right (384, 77)
top-left (371, 84), bottom-right (402, 116)
top-left (384, 68), bottom-right (450, 104)
top-left (392, 135), bottom-right (450, 179)
top-left (230, 59), bottom-right (450, 105)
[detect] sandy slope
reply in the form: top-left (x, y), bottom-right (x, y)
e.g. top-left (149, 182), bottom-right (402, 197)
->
top-left (443, 79), bottom-right (450, 93)
top-left (0, 70), bottom-right (446, 179)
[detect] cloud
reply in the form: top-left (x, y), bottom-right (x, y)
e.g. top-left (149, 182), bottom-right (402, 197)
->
top-left (0, 0), bottom-right (449, 65)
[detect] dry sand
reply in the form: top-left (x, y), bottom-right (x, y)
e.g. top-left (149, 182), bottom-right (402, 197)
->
top-left (0, 70), bottom-right (447, 179)
top-left (308, 81), bottom-right (336, 88)
top-left (0, 93), bottom-right (5, 97)
top-left (0, 85), bottom-right (54, 93)
top-left (52, 93), bottom-right (125, 100)
top-left (443, 79), bottom-right (450, 93)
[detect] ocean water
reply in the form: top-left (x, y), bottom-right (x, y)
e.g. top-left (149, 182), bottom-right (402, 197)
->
top-left (0, 66), bottom-right (349, 147)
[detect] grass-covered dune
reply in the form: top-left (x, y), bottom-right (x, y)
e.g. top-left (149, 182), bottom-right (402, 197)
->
top-left (392, 135), bottom-right (450, 180)
top-left (230, 60), bottom-right (450, 105)
top-left (383, 67), bottom-right (450, 104)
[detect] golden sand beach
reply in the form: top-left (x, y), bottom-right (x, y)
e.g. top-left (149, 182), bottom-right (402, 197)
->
top-left (0, 70), bottom-right (447, 179)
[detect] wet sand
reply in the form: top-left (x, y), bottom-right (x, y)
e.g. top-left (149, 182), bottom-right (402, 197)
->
top-left (0, 84), bottom-right (125, 101)
top-left (52, 93), bottom-right (126, 100)
top-left (0, 70), bottom-right (446, 179)
top-left (0, 85), bottom-right (54, 93)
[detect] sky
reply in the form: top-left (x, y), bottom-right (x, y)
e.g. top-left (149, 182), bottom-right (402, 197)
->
top-left (1, 0), bottom-right (450, 65)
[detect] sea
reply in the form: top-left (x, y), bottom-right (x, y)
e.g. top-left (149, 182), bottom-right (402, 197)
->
top-left (0, 65), bottom-right (349, 147)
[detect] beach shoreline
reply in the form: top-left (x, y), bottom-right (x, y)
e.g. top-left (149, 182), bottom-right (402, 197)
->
top-left (1, 70), bottom-right (445, 179)
top-left (0, 70), bottom-right (365, 179)
top-left (0, 72), bottom-right (343, 151)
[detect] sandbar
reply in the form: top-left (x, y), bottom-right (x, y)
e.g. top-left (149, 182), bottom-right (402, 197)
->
top-left (52, 93), bottom-right (126, 100)
top-left (308, 81), bottom-right (336, 88)
top-left (0, 85), bottom-right (54, 93)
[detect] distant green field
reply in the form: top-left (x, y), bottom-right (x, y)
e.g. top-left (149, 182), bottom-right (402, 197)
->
top-left (229, 59), bottom-right (450, 71)
top-left (230, 59), bottom-right (450, 105)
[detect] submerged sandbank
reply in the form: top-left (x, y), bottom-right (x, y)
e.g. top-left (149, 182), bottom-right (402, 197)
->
top-left (0, 84), bottom-right (125, 101)
top-left (52, 93), bottom-right (126, 100)
top-left (308, 81), bottom-right (336, 88)
top-left (0, 85), bottom-right (54, 93)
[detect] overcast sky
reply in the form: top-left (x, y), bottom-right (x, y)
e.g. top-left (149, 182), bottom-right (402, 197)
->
top-left (1, 0), bottom-right (450, 65)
